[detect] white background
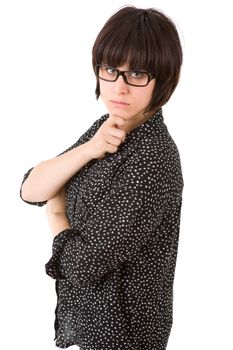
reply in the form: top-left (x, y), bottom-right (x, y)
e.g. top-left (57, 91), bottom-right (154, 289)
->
top-left (1, 0), bottom-right (233, 349)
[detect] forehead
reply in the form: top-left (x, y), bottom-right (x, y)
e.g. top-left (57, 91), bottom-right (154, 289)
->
top-left (103, 62), bottom-right (146, 71)
top-left (101, 44), bottom-right (151, 72)
top-left (113, 64), bottom-right (129, 70)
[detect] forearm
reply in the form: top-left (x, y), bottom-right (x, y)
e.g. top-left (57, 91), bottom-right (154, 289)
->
top-left (47, 212), bottom-right (71, 238)
top-left (21, 141), bottom-right (93, 203)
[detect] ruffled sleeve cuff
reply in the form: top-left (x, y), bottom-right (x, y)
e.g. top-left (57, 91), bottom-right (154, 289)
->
top-left (20, 167), bottom-right (47, 207)
top-left (45, 228), bottom-right (80, 280)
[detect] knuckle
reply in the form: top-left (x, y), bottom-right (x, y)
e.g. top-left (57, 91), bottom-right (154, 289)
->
top-left (120, 130), bottom-right (126, 138)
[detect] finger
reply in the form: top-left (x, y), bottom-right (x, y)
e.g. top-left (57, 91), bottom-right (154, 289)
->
top-left (105, 134), bottom-right (124, 146)
top-left (107, 126), bottom-right (126, 141)
top-left (108, 114), bottom-right (126, 128)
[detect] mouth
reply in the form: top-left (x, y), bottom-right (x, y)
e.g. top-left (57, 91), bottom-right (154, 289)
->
top-left (109, 100), bottom-right (130, 106)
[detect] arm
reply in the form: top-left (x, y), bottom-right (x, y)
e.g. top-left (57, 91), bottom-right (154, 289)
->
top-left (46, 187), bottom-right (71, 238)
top-left (20, 115), bottom-right (103, 205)
top-left (20, 114), bottom-right (126, 204)
top-left (21, 142), bottom-right (93, 203)
top-left (45, 147), bottom-right (181, 287)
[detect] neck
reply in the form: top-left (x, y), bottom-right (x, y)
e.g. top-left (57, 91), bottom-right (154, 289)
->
top-left (117, 113), bottom-right (154, 134)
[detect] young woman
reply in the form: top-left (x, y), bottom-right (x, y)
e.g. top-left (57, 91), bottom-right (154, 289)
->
top-left (20, 6), bottom-right (184, 350)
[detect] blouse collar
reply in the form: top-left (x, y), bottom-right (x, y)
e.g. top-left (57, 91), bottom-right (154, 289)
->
top-left (132, 107), bottom-right (164, 134)
top-left (123, 107), bottom-right (164, 144)
top-left (101, 108), bottom-right (165, 162)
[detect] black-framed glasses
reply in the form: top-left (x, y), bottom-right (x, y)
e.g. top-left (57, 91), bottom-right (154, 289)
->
top-left (95, 64), bottom-right (155, 87)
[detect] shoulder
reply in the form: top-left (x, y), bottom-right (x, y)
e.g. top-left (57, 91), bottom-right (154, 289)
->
top-left (92, 113), bottom-right (109, 130)
top-left (129, 135), bottom-right (183, 193)
top-left (57, 114), bottom-right (109, 156)
top-left (133, 133), bottom-right (182, 174)
top-left (82, 113), bottom-right (109, 140)
top-left (79, 113), bottom-right (109, 142)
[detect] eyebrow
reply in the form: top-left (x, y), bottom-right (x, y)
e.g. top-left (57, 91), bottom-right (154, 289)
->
top-left (102, 64), bottom-right (148, 72)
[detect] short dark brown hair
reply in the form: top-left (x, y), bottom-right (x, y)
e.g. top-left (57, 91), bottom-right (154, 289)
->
top-left (92, 6), bottom-right (183, 115)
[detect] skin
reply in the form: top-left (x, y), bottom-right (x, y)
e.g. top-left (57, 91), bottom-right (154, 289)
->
top-left (46, 187), bottom-right (70, 237)
top-left (46, 64), bottom-right (156, 237)
top-left (99, 64), bottom-right (156, 134)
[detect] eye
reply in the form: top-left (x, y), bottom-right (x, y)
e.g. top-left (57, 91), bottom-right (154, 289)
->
top-left (106, 67), bottom-right (117, 75)
top-left (130, 71), bottom-right (146, 79)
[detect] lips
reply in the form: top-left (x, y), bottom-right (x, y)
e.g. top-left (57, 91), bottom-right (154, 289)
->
top-left (109, 100), bottom-right (130, 105)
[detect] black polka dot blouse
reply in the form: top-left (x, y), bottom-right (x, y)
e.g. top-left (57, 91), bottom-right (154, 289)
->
top-left (20, 108), bottom-right (184, 350)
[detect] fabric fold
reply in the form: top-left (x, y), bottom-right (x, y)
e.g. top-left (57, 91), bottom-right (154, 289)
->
top-left (45, 228), bottom-right (80, 280)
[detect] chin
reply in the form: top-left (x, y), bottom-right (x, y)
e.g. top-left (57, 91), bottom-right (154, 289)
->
top-left (108, 109), bottom-right (128, 118)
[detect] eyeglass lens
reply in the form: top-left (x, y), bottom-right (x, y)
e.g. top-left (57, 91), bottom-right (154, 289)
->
top-left (97, 65), bottom-right (150, 86)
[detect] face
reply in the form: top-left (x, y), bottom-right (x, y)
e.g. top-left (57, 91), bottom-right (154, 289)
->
top-left (99, 64), bottom-right (156, 125)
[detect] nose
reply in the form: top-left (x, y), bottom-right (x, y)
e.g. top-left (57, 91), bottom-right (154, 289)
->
top-left (113, 75), bottom-right (129, 94)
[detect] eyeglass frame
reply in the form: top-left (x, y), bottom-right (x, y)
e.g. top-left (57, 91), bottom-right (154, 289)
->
top-left (95, 64), bottom-right (156, 87)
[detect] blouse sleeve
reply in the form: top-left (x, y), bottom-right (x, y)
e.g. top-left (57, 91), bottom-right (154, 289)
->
top-left (45, 147), bottom-right (181, 286)
top-left (19, 115), bottom-right (107, 206)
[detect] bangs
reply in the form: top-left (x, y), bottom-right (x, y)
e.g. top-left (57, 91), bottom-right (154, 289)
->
top-left (94, 12), bottom-right (160, 74)
top-left (92, 6), bottom-right (183, 114)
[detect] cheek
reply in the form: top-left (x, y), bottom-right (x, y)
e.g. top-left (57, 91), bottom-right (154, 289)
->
top-left (99, 81), bottom-right (111, 98)
top-left (136, 77), bottom-right (155, 97)
top-left (142, 82), bottom-right (155, 105)
top-left (134, 87), bottom-right (154, 107)
top-left (146, 80), bottom-right (156, 98)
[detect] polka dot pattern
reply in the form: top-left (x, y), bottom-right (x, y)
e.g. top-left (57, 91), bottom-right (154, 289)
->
top-left (20, 108), bottom-right (184, 349)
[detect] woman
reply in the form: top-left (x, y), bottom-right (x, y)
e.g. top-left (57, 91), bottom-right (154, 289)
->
top-left (20, 6), bottom-right (184, 350)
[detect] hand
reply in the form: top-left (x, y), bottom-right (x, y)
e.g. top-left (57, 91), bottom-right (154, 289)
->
top-left (87, 114), bottom-right (127, 160)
